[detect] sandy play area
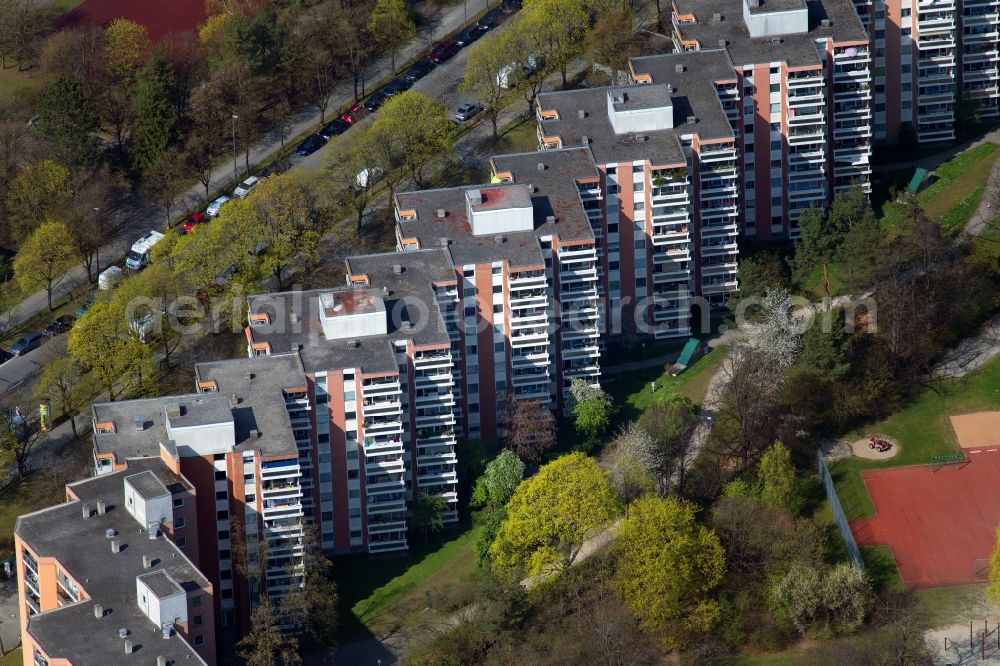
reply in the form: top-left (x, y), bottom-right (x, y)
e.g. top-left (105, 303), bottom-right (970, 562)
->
top-left (950, 412), bottom-right (1000, 449)
top-left (850, 436), bottom-right (900, 460)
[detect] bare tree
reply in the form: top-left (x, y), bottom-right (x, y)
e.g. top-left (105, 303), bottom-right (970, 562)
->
top-left (506, 396), bottom-right (557, 464)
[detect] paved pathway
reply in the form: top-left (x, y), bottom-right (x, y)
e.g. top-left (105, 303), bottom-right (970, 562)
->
top-left (934, 313), bottom-right (1000, 380)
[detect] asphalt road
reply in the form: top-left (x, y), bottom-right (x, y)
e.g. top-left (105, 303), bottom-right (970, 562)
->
top-left (0, 335), bottom-right (66, 397)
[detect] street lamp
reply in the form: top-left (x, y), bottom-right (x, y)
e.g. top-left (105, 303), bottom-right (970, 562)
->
top-left (231, 114), bottom-right (239, 183)
top-left (93, 207), bottom-right (101, 277)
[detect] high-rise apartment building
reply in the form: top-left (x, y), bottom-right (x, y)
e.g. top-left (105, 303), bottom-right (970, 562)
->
top-left (15, 457), bottom-right (217, 666)
top-left (851, 0), bottom-right (999, 143)
top-left (535, 51), bottom-right (741, 336)
top-left (662, 0), bottom-right (873, 236)
top-left (89, 353), bottom-right (309, 632)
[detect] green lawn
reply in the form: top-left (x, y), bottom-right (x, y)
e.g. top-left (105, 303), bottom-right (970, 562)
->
top-left (605, 345), bottom-right (727, 425)
top-left (2, 648), bottom-right (23, 665)
top-left (862, 545), bottom-right (904, 593)
top-left (881, 142), bottom-right (1000, 234)
top-left (831, 354), bottom-right (1000, 521)
top-left (333, 520), bottom-right (480, 640)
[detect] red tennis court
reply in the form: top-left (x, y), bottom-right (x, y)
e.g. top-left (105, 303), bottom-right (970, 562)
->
top-left (58, 0), bottom-right (208, 42)
top-left (849, 450), bottom-right (1000, 588)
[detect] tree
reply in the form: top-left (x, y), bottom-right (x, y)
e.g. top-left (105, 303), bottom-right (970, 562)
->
top-left (64, 176), bottom-right (115, 283)
top-left (615, 496), bottom-right (725, 647)
top-left (736, 251), bottom-right (787, 298)
top-left (238, 598), bottom-right (301, 666)
top-left (33, 356), bottom-right (85, 440)
top-left (489, 452), bottom-right (621, 579)
top-left (471, 449), bottom-right (525, 508)
top-left (184, 129), bottom-right (220, 202)
top-left (463, 34), bottom-right (515, 139)
top-left (411, 491), bottom-right (447, 541)
top-left (584, 8), bottom-right (638, 84)
top-left (757, 440), bottom-right (796, 512)
top-left (114, 262), bottom-right (185, 368)
top-left (13, 221), bottom-right (80, 310)
top-left (368, 0), bottom-right (415, 74)
top-left (4, 160), bottom-right (71, 244)
top-left (506, 396), bottom-right (557, 464)
top-left (131, 47), bottom-right (179, 170)
top-left (524, 0), bottom-right (589, 86)
top-left (0, 405), bottom-right (43, 479)
top-left (142, 147), bottom-right (188, 227)
top-left (637, 393), bottom-right (699, 494)
top-left (988, 526), bottom-right (1000, 607)
top-left (609, 430), bottom-right (656, 503)
top-left (505, 13), bottom-right (555, 115)
top-left (368, 91), bottom-right (455, 189)
top-left (741, 287), bottom-right (803, 370)
top-left (35, 76), bottom-right (99, 169)
top-left (275, 525), bottom-right (338, 647)
top-left (0, 0), bottom-right (53, 72)
top-left (573, 399), bottom-right (612, 441)
top-left (68, 300), bottom-right (155, 401)
top-left (327, 131), bottom-right (380, 231)
top-left (770, 563), bottom-right (871, 636)
top-left (104, 18), bottom-right (149, 85)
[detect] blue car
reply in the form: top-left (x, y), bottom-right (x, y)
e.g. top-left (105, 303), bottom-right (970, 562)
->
top-left (295, 134), bottom-right (326, 157)
top-left (10, 332), bottom-right (43, 356)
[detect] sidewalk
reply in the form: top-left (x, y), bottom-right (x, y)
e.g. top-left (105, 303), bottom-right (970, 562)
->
top-left (3, 1), bottom-right (483, 330)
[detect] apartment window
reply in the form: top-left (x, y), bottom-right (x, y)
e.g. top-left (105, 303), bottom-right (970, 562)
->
top-left (770, 140), bottom-right (781, 150)
top-left (216, 510), bottom-right (228, 520)
top-left (350, 530), bottom-right (362, 539)
top-left (346, 430), bottom-right (358, 440)
top-left (744, 123), bottom-right (754, 133)
top-left (770, 160), bottom-right (781, 168)
top-left (468, 383), bottom-right (479, 394)
top-left (634, 201), bottom-right (644, 211)
top-left (901, 64), bottom-right (911, 73)
top-left (347, 450), bottom-right (359, 460)
top-left (215, 491), bottom-right (227, 500)
top-left (194, 615), bottom-right (203, 627)
top-left (769, 84), bottom-right (779, 93)
top-left (901, 7), bottom-right (910, 16)
top-left (194, 636), bottom-right (205, 647)
top-left (607, 223), bottom-right (618, 233)
top-left (606, 184), bottom-right (619, 194)
top-left (770, 122), bottom-right (780, 131)
top-left (214, 471), bottom-right (226, 481)
top-left (769, 103), bottom-right (780, 114)
top-left (493, 304), bottom-right (503, 314)
top-left (221, 589), bottom-right (233, 599)
top-left (175, 517), bottom-right (185, 529)
top-left (901, 28), bottom-right (910, 37)
top-left (632, 181), bottom-right (644, 192)
top-left (344, 390), bottom-right (356, 401)
top-left (771, 196), bottom-right (782, 207)
top-left (176, 538), bottom-right (187, 548)
top-left (608, 260), bottom-right (620, 270)
top-left (322, 511), bottom-right (334, 521)
top-left (632, 165), bottom-right (642, 173)
top-left (636, 278), bottom-right (646, 288)
top-left (874, 29), bottom-right (884, 38)
top-left (192, 595), bottom-right (203, 607)
top-left (463, 268), bottom-right (474, 277)
top-left (219, 549), bottom-right (231, 559)
top-left (470, 402), bottom-right (480, 413)
top-left (464, 306), bottom-right (476, 317)
top-left (245, 494), bottom-right (255, 503)
top-left (348, 489), bottom-right (360, 499)
top-left (493, 285), bottom-right (502, 293)
top-left (349, 507), bottom-right (362, 518)
top-left (606, 166), bottom-right (617, 175)
top-left (173, 498), bottom-right (184, 508)
top-left (348, 469), bottom-right (359, 479)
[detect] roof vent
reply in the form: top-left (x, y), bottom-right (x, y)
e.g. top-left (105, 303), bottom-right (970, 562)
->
top-left (749, 0), bottom-right (760, 7)
top-left (147, 523), bottom-right (159, 540)
top-left (134, 416), bottom-right (144, 432)
top-left (105, 528), bottom-right (116, 539)
top-left (770, 37), bottom-right (782, 45)
top-left (537, 162), bottom-right (546, 171)
top-left (687, 115), bottom-right (697, 124)
top-left (719, 39), bottom-right (728, 47)
top-left (393, 264), bottom-right (403, 274)
top-left (436, 208), bottom-right (446, 218)
top-left (94, 604), bottom-right (104, 618)
top-left (467, 189), bottom-right (483, 205)
top-left (711, 13), bottom-right (722, 22)
top-left (494, 235), bottom-right (506, 244)
top-left (290, 312), bottom-right (300, 323)
top-left (162, 623), bottom-right (174, 639)
top-left (245, 372), bottom-right (254, 381)
top-left (83, 504), bottom-right (91, 520)
top-left (582, 135), bottom-right (590, 144)
top-left (157, 657), bottom-right (167, 666)
top-left (821, 18), bottom-right (832, 27)
top-left (249, 429), bottom-right (260, 438)
top-left (118, 627), bottom-right (129, 639)
top-left (545, 215), bottom-right (556, 224)
top-left (675, 63), bottom-right (686, 73)
top-left (230, 393), bottom-right (240, 406)
top-left (439, 237), bottom-right (450, 247)
top-left (401, 320), bottom-right (415, 331)
top-left (347, 340), bottom-right (360, 349)
top-left (666, 84), bottom-right (674, 94)
top-left (165, 403), bottom-right (181, 419)
top-left (111, 539), bottom-right (121, 554)
top-left (97, 500), bottom-right (106, 515)
top-left (143, 554), bottom-right (154, 568)
top-left (636, 135), bottom-right (648, 142)
top-left (577, 109), bottom-right (586, 119)
top-left (124, 639), bottom-right (134, 654)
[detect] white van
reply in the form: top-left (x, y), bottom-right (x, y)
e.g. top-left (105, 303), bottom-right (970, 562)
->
top-left (98, 266), bottom-right (123, 290)
top-left (356, 167), bottom-right (384, 190)
top-left (125, 231), bottom-right (165, 271)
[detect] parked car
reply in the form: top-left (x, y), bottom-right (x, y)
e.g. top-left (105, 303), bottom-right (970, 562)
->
top-left (363, 91), bottom-right (387, 112)
top-left (356, 167), bottom-right (385, 190)
top-left (455, 25), bottom-right (481, 47)
top-left (0, 349), bottom-right (12, 365)
top-left (295, 134), bottom-right (326, 157)
top-left (233, 176), bottom-right (260, 199)
top-left (183, 212), bottom-right (205, 234)
top-left (428, 41), bottom-right (458, 64)
top-left (478, 8), bottom-right (500, 30)
top-left (320, 119), bottom-right (350, 139)
top-left (44, 315), bottom-right (75, 337)
top-left (501, 0), bottom-right (522, 13)
top-left (75, 297), bottom-right (94, 318)
top-left (11, 332), bottom-right (43, 356)
top-left (404, 60), bottom-right (434, 82)
top-left (206, 196), bottom-right (231, 218)
top-left (384, 78), bottom-right (412, 96)
top-left (454, 102), bottom-right (481, 122)
top-left (340, 103), bottom-right (364, 124)
top-left (98, 265), bottom-right (123, 290)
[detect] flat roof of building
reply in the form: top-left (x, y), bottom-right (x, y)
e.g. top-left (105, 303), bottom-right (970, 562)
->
top-left (16, 458), bottom-right (208, 666)
top-left (319, 289), bottom-right (383, 318)
top-left (138, 569), bottom-right (183, 598)
top-left (93, 396), bottom-right (203, 463)
top-left (396, 148), bottom-right (597, 268)
top-left (125, 469), bottom-right (169, 500)
top-left (749, 0), bottom-right (806, 13)
top-left (673, 0), bottom-right (867, 67)
top-left (163, 394), bottom-right (233, 429)
top-left (194, 353), bottom-right (308, 456)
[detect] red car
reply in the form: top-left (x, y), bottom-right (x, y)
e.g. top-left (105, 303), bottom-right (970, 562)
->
top-left (429, 41), bottom-right (458, 64)
top-left (340, 103), bottom-right (364, 124)
top-left (183, 212), bottom-right (205, 234)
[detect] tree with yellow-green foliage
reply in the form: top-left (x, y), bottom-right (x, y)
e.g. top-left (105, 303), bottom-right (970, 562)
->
top-left (489, 452), bottom-right (621, 580)
top-left (368, 0), bottom-right (414, 74)
top-left (989, 527), bottom-right (1000, 607)
top-left (368, 91), bottom-right (455, 190)
top-left (616, 496), bottom-right (726, 648)
top-left (5, 160), bottom-right (72, 244)
top-left (758, 440), bottom-right (797, 512)
top-left (68, 300), bottom-right (154, 402)
top-left (13, 220), bottom-right (80, 310)
top-left (104, 18), bottom-right (149, 85)
top-left (462, 33), bottom-right (515, 140)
